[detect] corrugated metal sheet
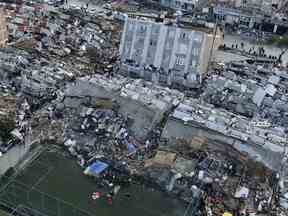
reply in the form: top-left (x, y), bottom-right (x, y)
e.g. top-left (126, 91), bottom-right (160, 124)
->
top-left (253, 87), bottom-right (266, 107)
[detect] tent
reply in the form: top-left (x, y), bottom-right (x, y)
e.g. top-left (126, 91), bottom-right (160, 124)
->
top-left (84, 161), bottom-right (109, 176)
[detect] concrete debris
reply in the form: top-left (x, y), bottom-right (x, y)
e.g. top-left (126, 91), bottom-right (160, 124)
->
top-left (0, 0), bottom-right (288, 215)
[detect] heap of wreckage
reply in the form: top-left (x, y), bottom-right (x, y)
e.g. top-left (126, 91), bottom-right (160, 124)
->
top-left (0, 1), bottom-right (288, 216)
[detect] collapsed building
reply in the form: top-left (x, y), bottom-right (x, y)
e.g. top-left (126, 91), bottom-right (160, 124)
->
top-left (168, 98), bottom-right (284, 155)
top-left (142, 0), bottom-right (199, 11)
top-left (1, 2), bottom-right (121, 75)
top-left (203, 62), bottom-right (288, 128)
top-left (39, 74), bottom-right (279, 215)
top-left (119, 17), bottom-right (222, 89)
top-left (62, 75), bottom-right (184, 141)
top-left (0, 0), bottom-right (287, 215)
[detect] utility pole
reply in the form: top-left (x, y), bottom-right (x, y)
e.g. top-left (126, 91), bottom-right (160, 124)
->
top-left (208, 16), bottom-right (219, 76)
top-left (183, 182), bottom-right (205, 216)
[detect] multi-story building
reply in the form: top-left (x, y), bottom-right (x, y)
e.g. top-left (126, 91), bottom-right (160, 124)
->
top-left (241, 0), bottom-right (273, 14)
top-left (213, 5), bottom-right (288, 34)
top-left (119, 18), bottom-right (221, 88)
top-left (152, 0), bottom-right (198, 11)
top-left (213, 0), bottom-right (277, 14)
top-left (0, 9), bottom-right (8, 48)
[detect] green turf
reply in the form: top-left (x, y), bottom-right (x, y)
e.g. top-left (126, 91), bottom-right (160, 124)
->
top-left (0, 210), bottom-right (10, 216)
top-left (0, 150), bottom-right (185, 216)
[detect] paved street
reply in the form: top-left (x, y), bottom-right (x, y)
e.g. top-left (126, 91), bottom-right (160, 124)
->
top-left (223, 34), bottom-right (288, 64)
top-left (0, 144), bottom-right (29, 175)
top-left (65, 0), bottom-right (106, 13)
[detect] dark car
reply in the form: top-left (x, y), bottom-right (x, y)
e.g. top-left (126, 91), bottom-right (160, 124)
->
top-left (0, 139), bottom-right (16, 154)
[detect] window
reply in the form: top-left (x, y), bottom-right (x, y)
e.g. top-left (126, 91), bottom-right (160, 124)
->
top-left (152, 25), bottom-right (160, 34)
top-left (176, 56), bottom-right (185, 66)
top-left (139, 25), bottom-right (147, 33)
top-left (150, 40), bottom-right (157, 46)
top-left (191, 60), bottom-right (197, 68)
top-left (192, 48), bottom-right (200, 56)
top-left (128, 23), bottom-right (134, 32)
top-left (180, 32), bottom-right (186, 39)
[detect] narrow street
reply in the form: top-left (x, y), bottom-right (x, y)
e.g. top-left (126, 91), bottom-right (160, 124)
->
top-left (223, 34), bottom-right (288, 64)
top-left (0, 144), bottom-right (29, 175)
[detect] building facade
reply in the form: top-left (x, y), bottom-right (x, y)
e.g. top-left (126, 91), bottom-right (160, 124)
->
top-left (156, 0), bottom-right (198, 11)
top-left (213, 6), bottom-right (288, 34)
top-left (120, 18), bottom-right (219, 88)
top-left (0, 9), bottom-right (8, 48)
top-left (213, 0), bottom-right (275, 14)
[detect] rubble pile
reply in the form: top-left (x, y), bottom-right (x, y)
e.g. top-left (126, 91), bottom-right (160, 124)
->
top-left (204, 62), bottom-right (288, 127)
top-left (21, 62), bottom-right (74, 109)
top-left (143, 135), bottom-right (278, 215)
top-left (120, 79), bottom-right (184, 111)
top-left (2, 2), bottom-right (121, 76)
top-left (58, 75), bottom-right (185, 164)
top-left (0, 48), bottom-right (30, 84)
top-left (63, 75), bottom-right (184, 140)
top-left (29, 107), bottom-right (64, 145)
top-left (171, 98), bottom-right (285, 152)
top-left (63, 105), bottom-right (139, 163)
top-left (0, 0), bottom-right (288, 215)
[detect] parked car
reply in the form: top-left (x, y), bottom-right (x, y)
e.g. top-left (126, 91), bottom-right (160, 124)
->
top-left (0, 139), bottom-right (17, 154)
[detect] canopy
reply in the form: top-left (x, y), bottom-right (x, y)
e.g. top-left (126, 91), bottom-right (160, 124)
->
top-left (85, 161), bottom-right (109, 176)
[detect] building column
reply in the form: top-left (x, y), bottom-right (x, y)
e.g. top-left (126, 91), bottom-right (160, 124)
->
top-left (119, 17), bottom-right (129, 56)
top-left (141, 24), bottom-right (152, 65)
top-left (249, 18), bottom-right (255, 29)
top-left (153, 25), bottom-right (168, 67)
top-left (273, 24), bottom-right (278, 33)
top-left (129, 21), bottom-right (139, 60)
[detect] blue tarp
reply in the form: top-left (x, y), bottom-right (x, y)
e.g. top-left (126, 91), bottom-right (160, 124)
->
top-left (127, 143), bottom-right (136, 154)
top-left (88, 161), bottom-right (109, 175)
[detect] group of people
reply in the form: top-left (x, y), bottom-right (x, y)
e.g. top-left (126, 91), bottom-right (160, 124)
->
top-left (91, 188), bottom-right (131, 206)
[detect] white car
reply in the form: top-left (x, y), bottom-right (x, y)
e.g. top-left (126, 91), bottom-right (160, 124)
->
top-left (103, 3), bottom-right (112, 10)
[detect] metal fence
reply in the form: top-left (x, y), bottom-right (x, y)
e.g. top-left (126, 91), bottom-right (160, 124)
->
top-left (0, 178), bottom-right (92, 216)
top-left (0, 147), bottom-right (93, 216)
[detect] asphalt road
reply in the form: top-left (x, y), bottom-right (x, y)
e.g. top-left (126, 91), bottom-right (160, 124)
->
top-left (0, 144), bottom-right (29, 175)
top-left (223, 34), bottom-right (288, 64)
top-left (65, 0), bottom-right (106, 12)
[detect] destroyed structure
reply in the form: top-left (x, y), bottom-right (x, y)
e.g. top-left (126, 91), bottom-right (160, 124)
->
top-left (0, 0), bottom-right (287, 216)
top-left (120, 17), bottom-right (222, 89)
top-left (203, 62), bottom-right (288, 124)
top-left (144, 0), bottom-right (199, 11)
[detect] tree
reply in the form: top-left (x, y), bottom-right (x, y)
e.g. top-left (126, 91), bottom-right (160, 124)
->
top-left (269, 36), bottom-right (288, 63)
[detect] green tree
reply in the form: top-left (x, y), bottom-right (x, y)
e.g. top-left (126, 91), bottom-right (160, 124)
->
top-left (270, 36), bottom-right (288, 62)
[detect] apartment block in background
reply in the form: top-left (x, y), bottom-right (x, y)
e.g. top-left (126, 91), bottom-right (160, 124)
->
top-left (119, 18), bottom-right (221, 89)
top-left (158, 0), bottom-right (198, 11)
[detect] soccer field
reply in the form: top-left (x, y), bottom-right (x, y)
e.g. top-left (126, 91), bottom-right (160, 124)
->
top-left (0, 209), bottom-right (10, 216)
top-left (0, 149), bottom-right (185, 216)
